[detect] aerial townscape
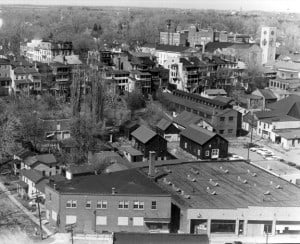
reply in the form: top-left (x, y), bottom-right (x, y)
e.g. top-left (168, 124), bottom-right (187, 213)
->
top-left (1, 1), bottom-right (300, 244)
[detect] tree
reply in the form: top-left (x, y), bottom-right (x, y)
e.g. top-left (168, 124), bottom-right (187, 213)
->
top-left (70, 117), bottom-right (98, 164)
top-left (126, 92), bottom-right (146, 118)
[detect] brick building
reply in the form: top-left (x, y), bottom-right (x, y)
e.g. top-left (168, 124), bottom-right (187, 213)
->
top-left (45, 169), bottom-right (171, 233)
top-left (163, 90), bottom-right (241, 137)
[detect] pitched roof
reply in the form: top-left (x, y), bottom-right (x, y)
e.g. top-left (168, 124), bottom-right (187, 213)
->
top-left (204, 89), bottom-right (227, 95)
top-left (114, 233), bottom-right (209, 244)
top-left (213, 96), bottom-right (234, 104)
top-left (205, 42), bottom-right (234, 53)
top-left (173, 111), bottom-right (201, 128)
top-left (131, 125), bottom-right (157, 144)
top-left (21, 169), bottom-right (44, 183)
top-left (39, 118), bottom-right (71, 131)
top-left (180, 124), bottom-right (221, 145)
top-left (122, 146), bottom-right (144, 156)
top-left (258, 89), bottom-right (277, 100)
top-left (51, 169), bottom-right (169, 196)
top-left (24, 154), bottom-right (57, 166)
top-left (274, 61), bottom-right (300, 71)
top-left (156, 118), bottom-right (173, 131)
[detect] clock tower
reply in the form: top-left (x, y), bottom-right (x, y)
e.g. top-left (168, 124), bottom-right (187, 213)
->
top-left (260, 27), bottom-right (277, 64)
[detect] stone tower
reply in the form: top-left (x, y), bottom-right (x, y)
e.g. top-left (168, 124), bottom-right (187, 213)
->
top-left (260, 27), bottom-right (277, 64)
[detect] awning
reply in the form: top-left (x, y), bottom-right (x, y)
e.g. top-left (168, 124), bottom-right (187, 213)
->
top-left (144, 218), bottom-right (171, 223)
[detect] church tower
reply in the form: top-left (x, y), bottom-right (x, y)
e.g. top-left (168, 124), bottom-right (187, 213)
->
top-left (260, 27), bottom-right (277, 65)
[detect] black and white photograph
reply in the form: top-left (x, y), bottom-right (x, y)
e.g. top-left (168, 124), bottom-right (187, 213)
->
top-left (0, 0), bottom-right (300, 243)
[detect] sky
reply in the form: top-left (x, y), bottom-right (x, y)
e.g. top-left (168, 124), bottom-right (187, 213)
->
top-left (1, 0), bottom-right (300, 13)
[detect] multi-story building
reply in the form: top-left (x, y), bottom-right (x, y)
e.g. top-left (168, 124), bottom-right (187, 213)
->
top-left (45, 169), bottom-right (172, 233)
top-left (205, 42), bottom-right (262, 66)
top-left (22, 39), bottom-right (73, 63)
top-left (11, 66), bottom-right (42, 95)
top-left (104, 70), bottom-right (130, 94)
top-left (188, 26), bottom-right (214, 48)
top-left (87, 50), bottom-right (113, 69)
top-left (129, 70), bottom-right (152, 95)
top-left (160, 31), bottom-right (189, 46)
top-left (154, 44), bottom-right (190, 67)
top-left (0, 58), bottom-right (12, 95)
top-left (162, 90), bottom-right (241, 137)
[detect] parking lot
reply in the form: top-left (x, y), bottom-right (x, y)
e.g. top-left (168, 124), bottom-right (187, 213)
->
top-left (228, 136), bottom-right (300, 184)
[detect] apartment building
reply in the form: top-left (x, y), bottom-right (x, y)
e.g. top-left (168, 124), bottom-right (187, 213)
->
top-left (104, 70), bottom-right (130, 94)
top-left (45, 169), bottom-right (171, 233)
top-left (0, 58), bottom-right (12, 95)
top-left (22, 39), bottom-right (73, 63)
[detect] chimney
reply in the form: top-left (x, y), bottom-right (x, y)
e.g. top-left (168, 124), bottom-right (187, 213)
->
top-left (148, 151), bottom-right (156, 178)
top-left (109, 134), bottom-right (113, 143)
top-left (112, 187), bottom-right (116, 195)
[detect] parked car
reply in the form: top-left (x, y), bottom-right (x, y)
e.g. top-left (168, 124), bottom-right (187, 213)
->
top-left (229, 154), bottom-right (244, 160)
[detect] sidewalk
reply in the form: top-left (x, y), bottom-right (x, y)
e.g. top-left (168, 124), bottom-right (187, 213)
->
top-left (0, 180), bottom-right (53, 238)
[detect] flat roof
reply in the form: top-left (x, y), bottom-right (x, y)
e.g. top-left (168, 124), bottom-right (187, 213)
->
top-left (51, 169), bottom-right (169, 196)
top-left (114, 232), bottom-right (209, 244)
top-left (140, 160), bottom-right (300, 209)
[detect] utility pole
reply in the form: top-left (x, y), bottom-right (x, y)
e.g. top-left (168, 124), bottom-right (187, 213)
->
top-left (35, 193), bottom-right (43, 240)
top-left (247, 110), bottom-right (254, 162)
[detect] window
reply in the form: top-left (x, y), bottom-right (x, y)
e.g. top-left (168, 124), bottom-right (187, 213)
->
top-left (211, 149), bottom-right (219, 157)
top-left (118, 217), bottom-right (129, 226)
top-left (219, 130), bottom-right (224, 134)
top-left (66, 215), bottom-right (77, 225)
top-left (220, 117), bottom-right (225, 122)
top-left (49, 193), bottom-right (52, 201)
top-left (97, 201), bottom-right (107, 209)
top-left (124, 201), bottom-right (129, 209)
top-left (133, 201), bottom-right (144, 210)
top-left (96, 216), bottom-right (107, 225)
top-left (71, 200), bottom-right (77, 208)
top-left (228, 129), bottom-right (233, 134)
top-left (133, 217), bottom-right (144, 226)
top-left (205, 150), bottom-right (210, 157)
top-left (151, 201), bottom-right (157, 210)
top-left (86, 200), bottom-right (91, 209)
top-left (211, 219), bottom-right (236, 233)
top-left (229, 116), bottom-right (233, 121)
top-left (52, 210), bottom-right (57, 221)
top-left (66, 200), bottom-right (72, 208)
top-left (197, 149), bottom-right (201, 156)
top-left (184, 142), bottom-right (187, 149)
top-left (264, 223), bottom-right (272, 234)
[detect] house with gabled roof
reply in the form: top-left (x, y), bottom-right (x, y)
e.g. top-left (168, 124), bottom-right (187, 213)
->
top-left (156, 118), bottom-right (180, 142)
top-left (131, 125), bottom-right (168, 159)
top-left (252, 88), bottom-right (277, 108)
top-left (179, 124), bottom-right (228, 159)
top-left (255, 95), bottom-right (300, 148)
top-left (21, 153), bottom-right (60, 176)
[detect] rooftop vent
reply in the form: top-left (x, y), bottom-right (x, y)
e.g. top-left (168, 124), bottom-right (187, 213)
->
top-left (219, 166), bottom-right (229, 173)
top-left (164, 167), bottom-right (172, 173)
top-left (163, 178), bottom-right (172, 185)
top-left (190, 168), bottom-right (199, 175)
top-left (206, 186), bottom-right (217, 195)
top-left (209, 179), bottom-right (219, 186)
top-left (276, 185), bottom-right (282, 189)
top-left (187, 174), bottom-right (196, 182)
top-left (252, 173), bottom-right (257, 177)
top-left (264, 191), bottom-right (271, 195)
top-left (184, 194), bottom-right (191, 199)
top-left (237, 176), bottom-right (247, 184)
top-left (172, 184), bottom-right (181, 192)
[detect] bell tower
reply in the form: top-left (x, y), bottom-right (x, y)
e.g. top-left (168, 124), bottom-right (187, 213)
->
top-left (260, 27), bottom-right (276, 65)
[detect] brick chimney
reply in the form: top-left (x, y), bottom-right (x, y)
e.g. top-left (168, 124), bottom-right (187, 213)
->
top-left (148, 151), bottom-right (156, 178)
